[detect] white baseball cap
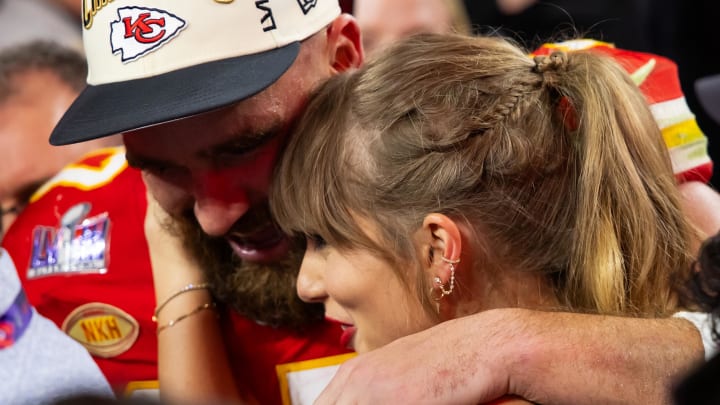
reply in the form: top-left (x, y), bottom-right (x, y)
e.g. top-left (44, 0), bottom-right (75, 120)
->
top-left (50, 0), bottom-right (340, 145)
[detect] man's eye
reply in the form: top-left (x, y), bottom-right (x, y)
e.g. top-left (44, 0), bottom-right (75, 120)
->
top-left (307, 234), bottom-right (327, 250)
top-left (211, 129), bottom-right (282, 166)
top-left (145, 165), bottom-right (190, 184)
top-left (213, 150), bottom-right (255, 167)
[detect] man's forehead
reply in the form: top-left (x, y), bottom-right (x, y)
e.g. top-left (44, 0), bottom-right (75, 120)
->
top-left (122, 103), bottom-right (290, 163)
top-left (121, 52), bottom-right (315, 161)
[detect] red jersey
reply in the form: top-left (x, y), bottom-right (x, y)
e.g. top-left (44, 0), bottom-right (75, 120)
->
top-left (532, 39), bottom-right (713, 184)
top-left (1, 147), bottom-right (352, 404)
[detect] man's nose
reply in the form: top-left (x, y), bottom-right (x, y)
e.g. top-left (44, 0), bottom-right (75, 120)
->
top-left (296, 252), bottom-right (327, 303)
top-left (192, 173), bottom-right (250, 236)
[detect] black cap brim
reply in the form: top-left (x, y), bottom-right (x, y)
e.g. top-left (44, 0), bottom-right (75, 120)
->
top-left (50, 42), bottom-right (300, 145)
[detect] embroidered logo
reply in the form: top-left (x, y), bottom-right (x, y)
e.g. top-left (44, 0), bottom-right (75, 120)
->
top-left (83, 0), bottom-right (115, 30)
top-left (62, 303), bottom-right (140, 358)
top-left (296, 0), bottom-right (318, 15)
top-left (27, 203), bottom-right (111, 279)
top-left (110, 6), bottom-right (186, 62)
top-left (255, 0), bottom-right (277, 32)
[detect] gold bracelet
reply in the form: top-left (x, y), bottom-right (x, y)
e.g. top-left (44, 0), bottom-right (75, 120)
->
top-left (156, 302), bottom-right (217, 335)
top-left (153, 282), bottom-right (210, 322)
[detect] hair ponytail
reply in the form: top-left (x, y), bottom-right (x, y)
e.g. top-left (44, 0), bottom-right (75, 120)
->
top-left (556, 50), bottom-right (693, 315)
top-left (272, 33), bottom-right (695, 318)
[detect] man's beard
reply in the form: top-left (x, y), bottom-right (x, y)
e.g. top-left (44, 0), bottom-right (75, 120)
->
top-left (171, 208), bottom-right (324, 330)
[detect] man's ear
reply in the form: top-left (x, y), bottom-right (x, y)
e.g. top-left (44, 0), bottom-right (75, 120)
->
top-left (325, 14), bottom-right (364, 73)
top-left (421, 213), bottom-right (462, 274)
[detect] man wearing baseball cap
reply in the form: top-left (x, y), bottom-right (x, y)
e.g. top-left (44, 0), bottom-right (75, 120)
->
top-left (35, 1), bottom-right (362, 403)
top-left (16, 0), bottom-right (705, 403)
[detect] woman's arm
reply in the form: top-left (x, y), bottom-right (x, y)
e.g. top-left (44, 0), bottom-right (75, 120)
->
top-left (145, 193), bottom-right (245, 404)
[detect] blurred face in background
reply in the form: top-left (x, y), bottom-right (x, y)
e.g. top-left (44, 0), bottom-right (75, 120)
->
top-left (354, 0), bottom-right (466, 55)
top-left (0, 70), bottom-right (115, 238)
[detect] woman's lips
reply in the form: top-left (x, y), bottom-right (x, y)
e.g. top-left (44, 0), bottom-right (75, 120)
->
top-left (339, 325), bottom-right (357, 350)
top-left (326, 316), bottom-right (356, 350)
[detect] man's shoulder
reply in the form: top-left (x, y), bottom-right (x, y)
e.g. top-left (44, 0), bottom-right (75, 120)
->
top-left (3, 146), bottom-right (149, 284)
top-left (28, 146), bottom-right (141, 205)
top-left (1, 146), bottom-right (157, 391)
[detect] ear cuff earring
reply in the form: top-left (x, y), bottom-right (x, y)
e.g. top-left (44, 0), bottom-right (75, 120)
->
top-left (434, 256), bottom-right (459, 299)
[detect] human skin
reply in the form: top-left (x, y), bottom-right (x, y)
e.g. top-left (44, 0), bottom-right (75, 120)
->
top-left (316, 308), bottom-right (704, 405)
top-left (678, 181), bottom-right (720, 250)
top-left (297, 213), bottom-right (557, 355)
top-left (495, 0), bottom-right (538, 15)
top-left (0, 70), bottom-right (117, 237)
top-left (127, 13), bottom-right (707, 405)
top-left (129, 15), bottom-right (364, 404)
top-left (144, 193), bottom-right (244, 403)
top-left (354, 0), bottom-right (454, 55)
top-left (299, 235), bottom-right (436, 353)
top-left (126, 44), bottom-right (337, 260)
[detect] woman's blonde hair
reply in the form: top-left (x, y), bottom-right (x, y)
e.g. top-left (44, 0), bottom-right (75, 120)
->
top-left (271, 33), bottom-right (695, 318)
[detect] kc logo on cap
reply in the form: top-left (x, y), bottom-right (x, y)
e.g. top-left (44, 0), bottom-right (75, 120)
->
top-left (51, 0), bottom-right (341, 146)
top-left (110, 7), bottom-right (187, 62)
top-left (81, 0), bottom-right (340, 84)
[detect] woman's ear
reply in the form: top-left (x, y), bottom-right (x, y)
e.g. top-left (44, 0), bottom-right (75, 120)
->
top-left (422, 213), bottom-right (462, 263)
top-left (325, 14), bottom-right (364, 73)
top-left (420, 213), bottom-right (462, 304)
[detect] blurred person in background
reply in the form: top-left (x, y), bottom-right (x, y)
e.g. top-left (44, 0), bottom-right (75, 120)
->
top-left (462, 0), bottom-right (720, 187)
top-left (0, 41), bottom-right (120, 239)
top-left (5, 1), bottom-right (716, 404)
top-left (0, 247), bottom-right (112, 405)
top-left (673, 73), bottom-right (720, 405)
top-left (674, 231), bottom-right (720, 405)
top-left (353, 0), bottom-right (470, 56)
top-left (0, 0), bottom-right (81, 52)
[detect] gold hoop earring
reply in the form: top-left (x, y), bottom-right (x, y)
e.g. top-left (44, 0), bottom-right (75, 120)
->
top-left (434, 256), bottom-right (459, 299)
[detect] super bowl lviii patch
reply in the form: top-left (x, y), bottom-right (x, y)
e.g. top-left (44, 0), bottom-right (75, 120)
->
top-left (62, 303), bottom-right (139, 358)
top-left (27, 203), bottom-right (110, 279)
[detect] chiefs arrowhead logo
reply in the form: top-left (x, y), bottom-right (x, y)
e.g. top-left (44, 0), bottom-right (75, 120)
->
top-left (110, 6), bottom-right (186, 63)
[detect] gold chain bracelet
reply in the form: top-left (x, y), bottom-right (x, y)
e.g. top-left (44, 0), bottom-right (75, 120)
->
top-left (156, 302), bottom-right (217, 335)
top-left (153, 282), bottom-right (211, 322)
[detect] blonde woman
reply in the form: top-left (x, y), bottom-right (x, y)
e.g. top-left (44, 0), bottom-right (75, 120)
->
top-left (271, 33), bottom-right (697, 398)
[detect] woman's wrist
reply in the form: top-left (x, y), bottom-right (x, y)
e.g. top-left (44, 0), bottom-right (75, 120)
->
top-left (153, 287), bottom-right (214, 326)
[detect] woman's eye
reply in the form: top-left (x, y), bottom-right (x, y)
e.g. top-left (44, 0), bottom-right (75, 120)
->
top-left (307, 234), bottom-right (327, 250)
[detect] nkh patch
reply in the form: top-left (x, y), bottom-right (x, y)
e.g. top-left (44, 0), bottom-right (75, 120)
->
top-left (110, 6), bottom-right (186, 63)
top-left (62, 303), bottom-right (140, 358)
top-left (26, 202), bottom-right (110, 279)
